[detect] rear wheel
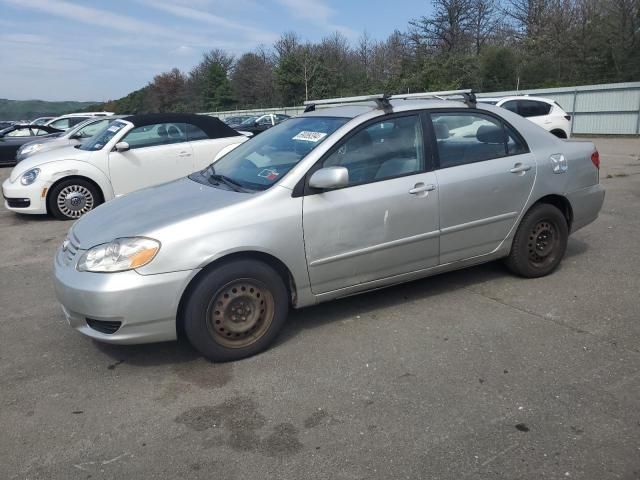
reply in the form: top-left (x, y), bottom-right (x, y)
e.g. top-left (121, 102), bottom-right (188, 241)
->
top-left (48, 178), bottom-right (102, 220)
top-left (183, 259), bottom-right (289, 362)
top-left (505, 203), bottom-right (568, 278)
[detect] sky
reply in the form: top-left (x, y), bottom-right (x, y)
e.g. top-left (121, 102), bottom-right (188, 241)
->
top-left (0, 0), bottom-right (429, 102)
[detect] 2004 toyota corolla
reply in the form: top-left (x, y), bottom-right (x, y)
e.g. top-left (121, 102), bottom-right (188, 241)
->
top-left (53, 91), bottom-right (605, 362)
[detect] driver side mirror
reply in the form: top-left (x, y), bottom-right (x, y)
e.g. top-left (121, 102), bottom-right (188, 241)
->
top-left (309, 166), bottom-right (349, 190)
top-left (114, 141), bottom-right (130, 152)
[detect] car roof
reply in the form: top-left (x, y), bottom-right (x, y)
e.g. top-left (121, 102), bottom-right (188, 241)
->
top-left (121, 113), bottom-right (241, 138)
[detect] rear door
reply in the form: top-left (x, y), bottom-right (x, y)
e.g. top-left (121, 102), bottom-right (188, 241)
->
top-left (303, 113), bottom-right (440, 294)
top-left (108, 122), bottom-right (194, 196)
top-left (430, 110), bottom-right (535, 264)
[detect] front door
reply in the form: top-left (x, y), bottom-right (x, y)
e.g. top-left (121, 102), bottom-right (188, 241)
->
top-left (108, 122), bottom-right (194, 196)
top-left (430, 111), bottom-right (536, 264)
top-left (303, 114), bottom-right (440, 294)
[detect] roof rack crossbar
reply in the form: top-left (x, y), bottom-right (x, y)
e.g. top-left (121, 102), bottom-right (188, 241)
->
top-left (303, 93), bottom-right (392, 113)
top-left (389, 89), bottom-right (476, 107)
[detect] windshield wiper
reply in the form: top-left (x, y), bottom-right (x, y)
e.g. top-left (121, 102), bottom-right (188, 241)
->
top-left (204, 166), bottom-right (246, 192)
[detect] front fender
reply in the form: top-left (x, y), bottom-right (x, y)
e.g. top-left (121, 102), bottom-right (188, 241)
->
top-left (39, 160), bottom-right (114, 201)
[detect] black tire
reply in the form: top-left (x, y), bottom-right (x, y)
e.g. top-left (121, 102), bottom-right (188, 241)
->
top-left (183, 259), bottom-right (289, 362)
top-left (48, 178), bottom-right (102, 220)
top-left (505, 203), bottom-right (568, 278)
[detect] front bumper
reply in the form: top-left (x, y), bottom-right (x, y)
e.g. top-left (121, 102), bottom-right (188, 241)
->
top-left (53, 245), bottom-right (199, 344)
top-left (2, 176), bottom-right (48, 214)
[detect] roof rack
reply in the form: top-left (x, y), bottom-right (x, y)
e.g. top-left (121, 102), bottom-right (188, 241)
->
top-left (389, 89), bottom-right (476, 107)
top-left (304, 94), bottom-right (392, 113)
top-left (303, 89), bottom-right (476, 113)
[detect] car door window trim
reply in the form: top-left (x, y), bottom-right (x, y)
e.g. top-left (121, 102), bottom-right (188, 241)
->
top-left (300, 110), bottom-right (432, 197)
top-left (427, 108), bottom-right (530, 170)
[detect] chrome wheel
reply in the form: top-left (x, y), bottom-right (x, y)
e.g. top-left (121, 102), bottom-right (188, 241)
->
top-left (56, 185), bottom-right (95, 218)
top-left (206, 279), bottom-right (275, 349)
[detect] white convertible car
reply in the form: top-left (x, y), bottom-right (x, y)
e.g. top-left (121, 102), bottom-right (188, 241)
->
top-left (2, 113), bottom-right (247, 219)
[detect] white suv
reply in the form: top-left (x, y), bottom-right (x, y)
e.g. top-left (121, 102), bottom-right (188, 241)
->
top-left (478, 96), bottom-right (571, 138)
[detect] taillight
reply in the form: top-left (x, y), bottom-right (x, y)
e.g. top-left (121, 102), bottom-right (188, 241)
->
top-left (564, 115), bottom-right (571, 121)
top-left (591, 150), bottom-right (600, 169)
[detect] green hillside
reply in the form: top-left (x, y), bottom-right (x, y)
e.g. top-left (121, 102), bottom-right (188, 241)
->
top-left (0, 99), bottom-right (100, 121)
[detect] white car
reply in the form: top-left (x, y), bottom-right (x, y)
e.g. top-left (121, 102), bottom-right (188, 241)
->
top-left (478, 96), bottom-right (571, 138)
top-left (45, 112), bottom-right (115, 131)
top-left (3, 113), bottom-right (247, 220)
top-left (16, 116), bottom-right (122, 162)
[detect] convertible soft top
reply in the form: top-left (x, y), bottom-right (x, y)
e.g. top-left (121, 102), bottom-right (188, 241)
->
top-left (122, 113), bottom-right (241, 139)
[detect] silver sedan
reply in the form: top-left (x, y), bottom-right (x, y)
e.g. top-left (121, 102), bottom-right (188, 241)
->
top-left (53, 93), bottom-right (605, 361)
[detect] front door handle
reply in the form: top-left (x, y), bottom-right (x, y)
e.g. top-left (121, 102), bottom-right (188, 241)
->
top-left (510, 163), bottom-right (531, 174)
top-left (409, 183), bottom-right (436, 195)
top-left (178, 151), bottom-right (192, 157)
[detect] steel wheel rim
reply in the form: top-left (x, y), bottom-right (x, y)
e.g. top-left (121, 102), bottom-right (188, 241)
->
top-left (56, 185), bottom-right (94, 218)
top-left (527, 219), bottom-right (559, 267)
top-left (206, 279), bottom-right (275, 349)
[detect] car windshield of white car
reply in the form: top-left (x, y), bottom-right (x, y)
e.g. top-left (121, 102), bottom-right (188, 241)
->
top-left (192, 116), bottom-right (349, 192)
top-left (78, 120), bottom-right (127, 151)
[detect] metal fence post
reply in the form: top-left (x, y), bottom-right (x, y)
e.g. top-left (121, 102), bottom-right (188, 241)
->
top-left (571, 89), bottom-right (578, 136)
top-left (636, 92), bottom-right (640, 135)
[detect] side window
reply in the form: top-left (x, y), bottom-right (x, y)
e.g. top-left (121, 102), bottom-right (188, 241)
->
top-left (49, 118), bottom-right (70, 130)
top-left (257, 116), bottom-right (272, 126)
top-left (518, 100), bottom-right (551, 117)
top-left (33, 128), bottom-right (49, 136)
top-left (185, 123), bottom-right (209, 141)
top-left (78, 119), bottom-right (109, 138)
top-left (6, 128), bottom-right (31, 137)
top-left (322, 115), bottom-right (424, 186)
top-left (506, 125), bottom-right (527, 155)
top-left (502, 101), bottom-right (519, 113)
top-left (432, 112), bottom-right (523, 168)
top-left (122, 123), bottom-right (186, 149)
top-left (68, 117), bottom-right (88, 127)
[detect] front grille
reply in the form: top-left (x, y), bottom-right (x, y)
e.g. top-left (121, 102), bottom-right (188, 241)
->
top-left (6, 198), bottom-right (30, 208)
top-left (86, 318), bottom-right (122, 335)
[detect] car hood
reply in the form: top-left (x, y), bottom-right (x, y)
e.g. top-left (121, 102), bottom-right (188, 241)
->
top-left (10, 145), bottom-right (92, 180)
top-left (71, 177), bottom-right (251, 249)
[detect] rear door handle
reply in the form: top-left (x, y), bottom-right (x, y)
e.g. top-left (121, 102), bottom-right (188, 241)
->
top-left (409, 183), bottom-right (436, 195)
top-left (510, 163), bottom-right (531, 174)
top-left (178, 151), bottom-right (192, 157)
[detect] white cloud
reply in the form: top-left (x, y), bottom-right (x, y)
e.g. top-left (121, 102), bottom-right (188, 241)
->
top-left (274, 0), bottom-right (356, 38)
top-left (138, 0), bottom-right (278, 44)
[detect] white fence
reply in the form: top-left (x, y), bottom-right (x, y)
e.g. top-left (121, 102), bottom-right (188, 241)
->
top-left (205, 82), bottom-right (640, 135)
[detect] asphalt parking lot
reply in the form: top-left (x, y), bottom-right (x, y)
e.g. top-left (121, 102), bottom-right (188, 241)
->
top-left (1, 137), bottom-right (639, 480)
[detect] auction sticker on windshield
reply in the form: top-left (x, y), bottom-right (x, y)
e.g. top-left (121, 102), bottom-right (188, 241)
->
top-left (292, 131), bottom-right (328, 142)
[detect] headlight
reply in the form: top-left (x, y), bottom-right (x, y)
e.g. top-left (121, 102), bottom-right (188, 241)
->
top-left (77, 237), bottom-right (160, 273)
top-left (20, 144), bottom-right (43, 156)
top-left (20, 168), bottom-right (41, 185)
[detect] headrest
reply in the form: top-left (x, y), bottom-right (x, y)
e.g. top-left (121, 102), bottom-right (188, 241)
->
top-left (433, 122), bottom-right (449, 140)
top-left (167, 125), bottom-right (181, 138)
top-left (476, 125), bottom-right (503, 144)
top-left (157, 125), bottom-right (168, 137)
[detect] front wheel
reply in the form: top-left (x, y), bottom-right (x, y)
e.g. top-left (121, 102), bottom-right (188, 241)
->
top-left (48, 178), bottom-right (102, 220)
top-left (183, 259), bottom-right (289, 362)
top-left (505, 203), bottom-right (568, 278)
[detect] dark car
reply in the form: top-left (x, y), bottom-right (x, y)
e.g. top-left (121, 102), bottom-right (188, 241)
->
top-left (228, 113), bottom-right (290, 136)
top-left (223, 115), bottom-right (253, 126)
top-left (0, 124), bottom-right (63, 166)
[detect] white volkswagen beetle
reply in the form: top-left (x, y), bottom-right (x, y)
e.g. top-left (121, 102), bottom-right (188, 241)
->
top-left (2, 113), bottom-right (247, 219)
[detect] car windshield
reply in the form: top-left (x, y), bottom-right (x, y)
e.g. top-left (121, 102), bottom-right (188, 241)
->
top-left (79, 120), bottom-right (128, 151)
top-left (240, 116), bottom-right (259, 126)
top-left (192, 116), bottom-right (349, 191)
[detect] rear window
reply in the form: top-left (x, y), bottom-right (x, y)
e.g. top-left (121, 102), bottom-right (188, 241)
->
top-left (517, 100), bottom-right (552, 117)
